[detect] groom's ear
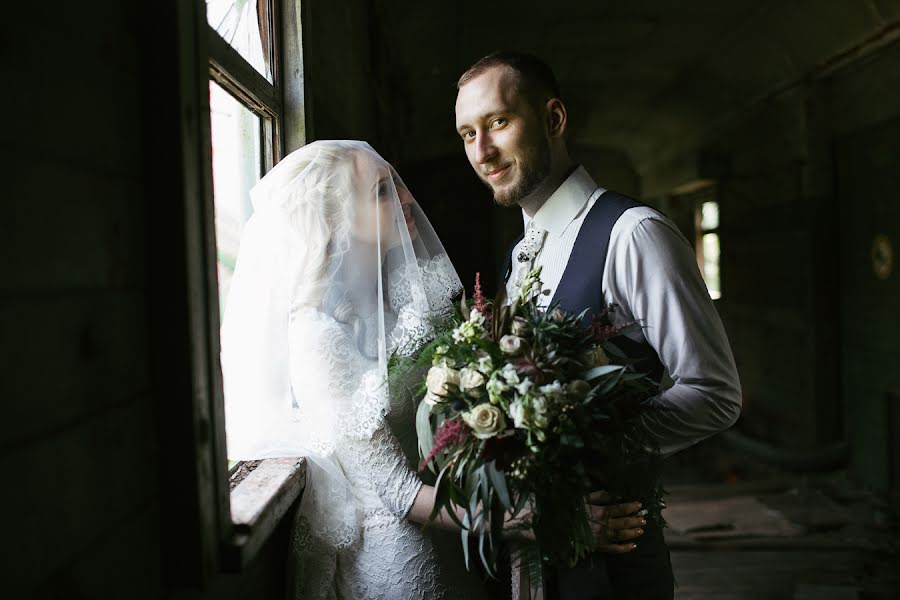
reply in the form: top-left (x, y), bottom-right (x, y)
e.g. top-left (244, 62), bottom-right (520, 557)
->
top-left (545, 98), bottom-right (568, 139)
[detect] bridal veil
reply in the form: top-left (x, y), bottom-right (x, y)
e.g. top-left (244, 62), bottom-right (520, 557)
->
top-left (220, 140), bottom-right (462, 550)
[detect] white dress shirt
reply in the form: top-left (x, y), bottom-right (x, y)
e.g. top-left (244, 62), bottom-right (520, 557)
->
top-left (507, 166), bottom-right (741, 455)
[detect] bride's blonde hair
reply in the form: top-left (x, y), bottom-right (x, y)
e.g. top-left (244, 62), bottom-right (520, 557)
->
top-left (251, 141), bottom-right (359, 311)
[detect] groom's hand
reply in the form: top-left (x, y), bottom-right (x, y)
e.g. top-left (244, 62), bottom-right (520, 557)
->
top-left (586, 491), bottom-right (646, 553)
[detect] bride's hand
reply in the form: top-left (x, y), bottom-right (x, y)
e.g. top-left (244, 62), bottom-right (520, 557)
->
top-left (586, 491), bottom-right (645, 553)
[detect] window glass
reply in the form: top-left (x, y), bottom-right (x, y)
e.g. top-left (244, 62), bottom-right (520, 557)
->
top-left (700, 201), bottom-right (719, 231)
top-left (206, 0), bottom-right (272, 82)
top-left (209, 80), bottom-right (262, 314)
top-left (702, 232), bottom-right (721, 299)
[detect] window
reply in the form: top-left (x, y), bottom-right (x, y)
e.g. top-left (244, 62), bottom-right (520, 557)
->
top-left (207, 1), bottom-right (282, 468)
top-left (149, 0), bottom-right (308, 583)
top-left (669, 181), bottom-right (722, 300)
top-left (207, 0), bottom-right (275, 82)
top-left (696, 199), bottom-right (722, 300)
top-left (209, 79), bottom-right (263, 315)
top-left (207, 0), bottom-right (282, 319)
top-left (201, 0), bottom-right (307, 570)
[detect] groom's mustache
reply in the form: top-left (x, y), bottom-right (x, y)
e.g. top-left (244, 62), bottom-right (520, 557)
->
top-left (481, 163), bottom-right (511, 178)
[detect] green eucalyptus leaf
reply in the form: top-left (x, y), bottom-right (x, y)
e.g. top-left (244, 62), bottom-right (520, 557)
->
top-left (456, 456), bottom-right (469, 480)
top-left (461, 512), bottom-right (471, 570)
top-left (416, 397), bottom-right (434, 468)
top-left (485, 461), bottom-right (512, 511)
top-left (479, 464), bottom-right (490, 500)
top-left (433, 467), bottom-right (467, 530)
top-left (584, 365), bottom-right (625, 380)
top-left (429, 466), bottom-right (450, 522)
top-left (460, 290), bottom-right (470, 322)
top-left (469, 484), bottom-right (480, 519)
top-left (622, 372), bottom-right (651, 382)
top-left (604, 342), bottom-right (628, 359)
top-left (596, 368), bottom-right (627, 395)
top-left (477, 518), bottom-right (495, 578)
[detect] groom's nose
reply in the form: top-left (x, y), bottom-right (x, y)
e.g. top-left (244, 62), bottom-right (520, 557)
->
top-left (473, 134), bottom-right (498, 165)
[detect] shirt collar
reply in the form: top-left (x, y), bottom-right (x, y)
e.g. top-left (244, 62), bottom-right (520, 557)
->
top-left (522, 165), bottom-right (599, 236)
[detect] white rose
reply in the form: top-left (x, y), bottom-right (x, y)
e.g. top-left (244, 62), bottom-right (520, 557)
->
top-left (462, 404), bottom-right (506, 439)
top-left (426, 364), bottom-right (460, 397)
top-left (469, 308), bottom-right (486, 325)
top-left (508, 399), bottom-right (527, 429)
top-left (499, 335), bottom-right (526, 355)
top-left (459, 367), bottom-right (486, 397)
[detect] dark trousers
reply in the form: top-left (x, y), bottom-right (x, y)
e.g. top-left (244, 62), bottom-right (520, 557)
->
top-left (553, 520), bottom-right (673, 600)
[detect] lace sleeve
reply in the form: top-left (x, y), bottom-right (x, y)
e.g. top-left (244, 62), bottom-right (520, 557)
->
top-left (288, 308), bottom-right (422, 518)
top-left (344, 424), bottom-right (424, 518)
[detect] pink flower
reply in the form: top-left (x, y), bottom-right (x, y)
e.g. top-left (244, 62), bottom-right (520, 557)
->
top-left (419, 419), bottom-right (470, 472)
top-left (473, 272), bottom-right (488, 315)
top-left (590, 305), bottom-right (639, 343)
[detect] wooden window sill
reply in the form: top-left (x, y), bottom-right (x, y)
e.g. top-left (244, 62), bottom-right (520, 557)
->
top-left (221, 457), bottom-right (306, 571)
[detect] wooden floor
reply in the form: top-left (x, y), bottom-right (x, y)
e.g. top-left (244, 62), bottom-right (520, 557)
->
top-left (671, 550), bottom-right (897, 599)
top-left (664, 478), bottom-right (900, 599)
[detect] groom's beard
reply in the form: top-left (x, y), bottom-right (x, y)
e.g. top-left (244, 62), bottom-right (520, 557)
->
top-left (484, 140), bottom-right (552, 208)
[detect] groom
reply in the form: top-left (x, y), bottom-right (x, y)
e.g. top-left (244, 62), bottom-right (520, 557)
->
top-left (455, 51), bottom-right (742, 599)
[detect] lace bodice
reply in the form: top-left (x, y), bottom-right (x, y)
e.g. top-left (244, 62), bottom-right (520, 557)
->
top-left (287, 308), bottom-right (486, 600)
top-left (387, 253), bottom-right (462, 357)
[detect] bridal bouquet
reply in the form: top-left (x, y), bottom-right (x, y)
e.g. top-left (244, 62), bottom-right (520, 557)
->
top-left (411, 268), bottom-right (663, 576)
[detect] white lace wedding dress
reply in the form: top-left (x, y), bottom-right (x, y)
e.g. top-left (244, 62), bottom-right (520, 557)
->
top-left (287, 260), bottom-right (489, 600)
top-left (221, 142), bottom-right (488, 599)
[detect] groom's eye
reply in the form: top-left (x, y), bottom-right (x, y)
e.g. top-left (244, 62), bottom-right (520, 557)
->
top-left (491, 118), bottom-right (507, 128)
top-left (461, 130), bottom-right (475, 141)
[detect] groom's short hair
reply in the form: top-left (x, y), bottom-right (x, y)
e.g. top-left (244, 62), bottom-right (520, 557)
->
top-left (457, 51), bottom-right (561, 109)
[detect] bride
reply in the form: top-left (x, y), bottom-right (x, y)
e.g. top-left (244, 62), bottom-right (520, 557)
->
top-left (220, 140), bottom-right (491, 599)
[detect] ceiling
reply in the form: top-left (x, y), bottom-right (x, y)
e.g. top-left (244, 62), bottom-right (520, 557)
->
top-left (374, 0), bottom-right (900, 174)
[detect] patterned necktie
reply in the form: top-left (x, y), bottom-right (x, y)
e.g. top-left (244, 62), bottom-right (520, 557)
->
top-left (517, 223), bottom-right (548, 264)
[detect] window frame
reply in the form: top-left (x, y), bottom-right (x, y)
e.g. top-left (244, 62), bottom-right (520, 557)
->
top-left (692, 188), bottom-right (722, 301)
top-left (178, 0), bottom-right (309, 577)
top-left (206, 9), bottom-right (283, 175)
top-left (667, 180), bottom-right (722, 301)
